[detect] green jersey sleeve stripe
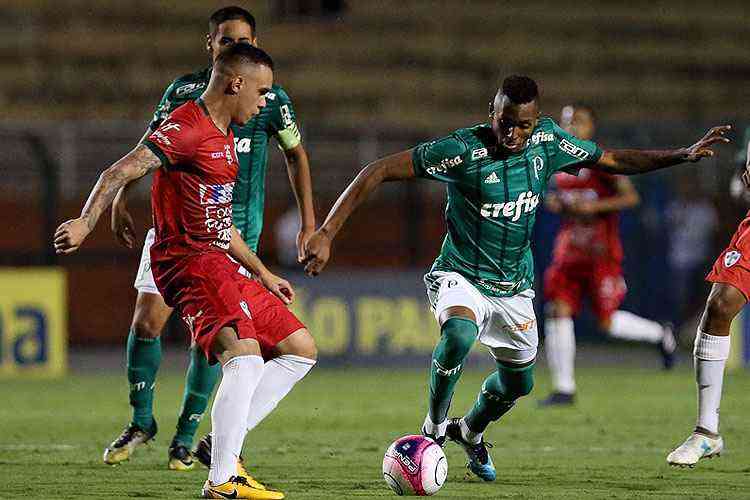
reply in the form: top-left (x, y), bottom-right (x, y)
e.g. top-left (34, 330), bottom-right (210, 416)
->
top-left (142, 139), bottom-right (171, 166)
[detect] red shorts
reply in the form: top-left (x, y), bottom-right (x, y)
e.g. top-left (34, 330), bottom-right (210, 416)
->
top-left (153, 252), bottom-right (305, 362)
top-left (706, 216), bottom-right (750, 300)
top-left (543, 259), bottom-right (626, 322)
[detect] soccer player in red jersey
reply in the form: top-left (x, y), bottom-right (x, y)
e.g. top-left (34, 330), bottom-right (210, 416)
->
top-left (540, 104), bottom-right (677, 406)
top-left (54, 44), bottom-right (307, 499)
top-left (667, 135), bottom-right (750, 467)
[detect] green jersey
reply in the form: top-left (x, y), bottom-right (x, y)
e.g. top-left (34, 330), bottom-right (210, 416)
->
top-left (412, 118), bottom-right (602, 297)
top-left (149, 68), bottom-right (302, 251)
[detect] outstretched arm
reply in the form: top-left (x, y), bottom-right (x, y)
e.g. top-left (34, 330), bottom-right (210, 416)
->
top-left (283, 144), bottom-right (316, 262)
top-left (54, 144), bottom-right (162, 254)
top-left (593, 125), bottom-right (731, 175)
top-left (304, 149), bottom-right (416, 275)
top-left (228, 227), bottom-right (295, 304)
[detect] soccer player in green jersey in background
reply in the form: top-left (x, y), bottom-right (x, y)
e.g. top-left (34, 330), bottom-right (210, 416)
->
top-left (104, 7), bottom-right (317, 478)
top-left (303, 76), bottom-right (729, 481)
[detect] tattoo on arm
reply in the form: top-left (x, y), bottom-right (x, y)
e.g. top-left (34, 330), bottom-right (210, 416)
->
top-left (80, 145), bottom-right (162, 230)
top-left (595, 149), bottom-right (685, 175)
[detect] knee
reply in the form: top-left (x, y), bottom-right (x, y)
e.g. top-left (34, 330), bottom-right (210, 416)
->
top-left (131, 315), bottom-right (164, 339)
top-left (274, 329), bottom-right (318, 361)
top-left (545, 301), bottom-right (571, 320)
top-left (439, 318), bottom-right (477, 360)
top-left (705, 291), bottom-right (743, 325)
top-left (497, 365), bottom-right (535, 400)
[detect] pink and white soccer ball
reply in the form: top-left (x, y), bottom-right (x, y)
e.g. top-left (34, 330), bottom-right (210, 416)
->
top-left (382, 435), bottom-right (448, 496)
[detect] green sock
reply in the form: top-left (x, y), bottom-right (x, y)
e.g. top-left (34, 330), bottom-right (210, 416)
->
top-left (428, 317), bottom-right (478, 424)
top-left (173, 346), bottom-right (221, 447)
top-left (464, 361), bottom-right (535, 434)
top-left (126, 328), bottom-right (162, 430)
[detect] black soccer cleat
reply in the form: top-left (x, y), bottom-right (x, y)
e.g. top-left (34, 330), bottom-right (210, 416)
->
top-left (421, 424), bottom-right (446, 447)
top-left (103, 420), bottom-right (158, 465)
top-left (445, 418), bottom-right (496, 481)
top-left (168, 440), bottom-right (195, 470)
top-left (538, 392), bottom-right (575, 407)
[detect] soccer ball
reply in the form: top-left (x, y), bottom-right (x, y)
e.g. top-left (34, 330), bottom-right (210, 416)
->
top-left (382, 435), bottom-right (447, 496)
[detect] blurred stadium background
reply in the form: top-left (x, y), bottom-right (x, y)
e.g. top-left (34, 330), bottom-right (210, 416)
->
top-left (2, 2), bottom-right (750, 498)
top-left (2, 0), bottom-right (749, 368)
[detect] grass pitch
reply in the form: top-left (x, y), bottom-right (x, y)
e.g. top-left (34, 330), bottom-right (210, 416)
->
top-left (2, 360), bottom-right (749, 499)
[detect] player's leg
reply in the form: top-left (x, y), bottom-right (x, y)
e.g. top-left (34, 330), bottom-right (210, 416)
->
top-left (196, 279), bottom-right (315, 492)
top-left (103, 287), bottom-right (172, 465)
top-left (244, 329), bottom-right (317, 433)
top-left (203, 329), bottom-right (283, 499)
top-left (421, 273), bottom-right (483, 444)
top-left (540, 263), bottom-right (580, 406)
top-left (448, 289), bottom-right (537, 481)
top-left (667, 282), bottom-right (745, 467)
top-left (171, 344), bottom-right (221, 467)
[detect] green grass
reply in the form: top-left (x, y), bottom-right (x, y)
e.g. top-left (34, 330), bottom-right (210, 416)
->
top-left (1, 364), bottom-right (749, 499)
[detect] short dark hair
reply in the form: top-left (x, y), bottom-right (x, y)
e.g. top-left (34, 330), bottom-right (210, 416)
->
top-left (209, 6), bottom-right (257, 37)
top-left (501, 75), bottom-right (539, 104)
top-left (569, 103), bottom-right (596, 121)
top-left (215, 43), bottom-right (274, 73)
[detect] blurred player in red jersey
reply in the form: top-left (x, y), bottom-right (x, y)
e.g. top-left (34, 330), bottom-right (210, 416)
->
top-left (54, 44), bottom-right (308, 499)
top-left (667, 133), bottom-right (749, 468)
top-left (540, 104), bottom-right (677, 407)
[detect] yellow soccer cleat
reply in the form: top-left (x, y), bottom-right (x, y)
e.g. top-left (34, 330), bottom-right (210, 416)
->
top-left (103, 421), bottom-right (157, 465)
top-left (168, 442), bottom-right (196, 471)
top-left (236, 458), bottom-right (268, 490)
top-left (195, 433), bottom-right (268, 490)
top-left (202, 476), bottom-right (285, 499)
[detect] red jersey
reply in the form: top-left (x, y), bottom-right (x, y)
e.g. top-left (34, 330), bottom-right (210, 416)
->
top-left (143, 100), bottom-right (237, 268)
top-left (550, 168), bottom-right (623, 264)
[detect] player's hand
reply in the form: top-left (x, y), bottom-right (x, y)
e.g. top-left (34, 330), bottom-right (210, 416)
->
top-left (684, 125), bottom-right (731, 162)
top-left (564, 199), bottom-right (597, 216)
top-left (544, 193), bottom-right (563, 213)
top-left (303, 229), bottom-right (331, 276)
top-left (296, 226), bottom-right (315, 263)
top-left (111, 194), bottom-right (137, 249)
top-left (53, 218), bottom-right (91, 254)
top-left (260, 271), bottom-right (295, 305)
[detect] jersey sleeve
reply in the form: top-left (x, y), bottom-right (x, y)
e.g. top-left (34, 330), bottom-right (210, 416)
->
top-left (147, 81), bottom-right (179, 132)
top-left (143, 107), bottom-right (200, 166)
top-left (267, 87), bottom-right (302, 151)
top-left (549, 121), bottom-right (603, 175)
top-left (411, 134), bottom-right (469, 183)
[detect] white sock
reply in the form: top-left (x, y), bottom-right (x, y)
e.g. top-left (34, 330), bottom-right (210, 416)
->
top-left (544, 317), bottom-right (576, 394)
top-left (422, 414), bottom-right (448, 439)
top-left (245, 355), bottom-right (316, 432)
top-left (608, 310), bottom-right (663, 343)
top-left (693, 331), bottom-right (730, 434)
top-left (459, 417), bottom-right (482, 445)
top-left (209, 355), bottom-right (264, 485)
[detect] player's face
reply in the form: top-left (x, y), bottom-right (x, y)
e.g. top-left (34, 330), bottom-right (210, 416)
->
top-left (561, 106), bottom-right (595, 141)
top-left (491, 96), bottom-right (539, 153)
top-left (233, 64), bottom-right (273, 125)
top-left (207, 20), bottom-right (256, 62)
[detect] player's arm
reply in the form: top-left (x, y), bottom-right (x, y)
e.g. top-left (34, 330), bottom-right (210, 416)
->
top-left (111, 81), bottom-right (178, 248)
top-left (54, 145), bottom-right (163, 254)
top-left (741, 137), bottom-right (750, 189)
top-left (270, 90), bottom-right (316, 261)
top-left (228, 227), bottom-right (294, 304)
top-left (564, 176), bottom-right (640, 216)
top-left (110, 127), bottom-right (154, 249)
top-left (592, 126), bottom-right (731, 175)
top-left (304, 149), bottom-right (416, 275)
top-left (282, 144), bottom-right (316, 261)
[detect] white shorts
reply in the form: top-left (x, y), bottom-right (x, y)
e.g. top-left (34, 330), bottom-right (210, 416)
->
top-left (133, 228), bottom-right (160, 295)
top-left (425, 271), bottom-right (538, 364)
top-left (133, 228), bottom-right (253, 295)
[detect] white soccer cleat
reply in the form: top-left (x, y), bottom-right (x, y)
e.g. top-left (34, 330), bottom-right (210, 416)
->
top-left (667, 432), bottom-right (723, 467)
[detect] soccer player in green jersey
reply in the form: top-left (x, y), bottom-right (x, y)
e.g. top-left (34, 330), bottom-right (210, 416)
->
top-left (303, 76), bottom-right (729, 481)
top-left (104, 7), bottom-right (317, 479)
